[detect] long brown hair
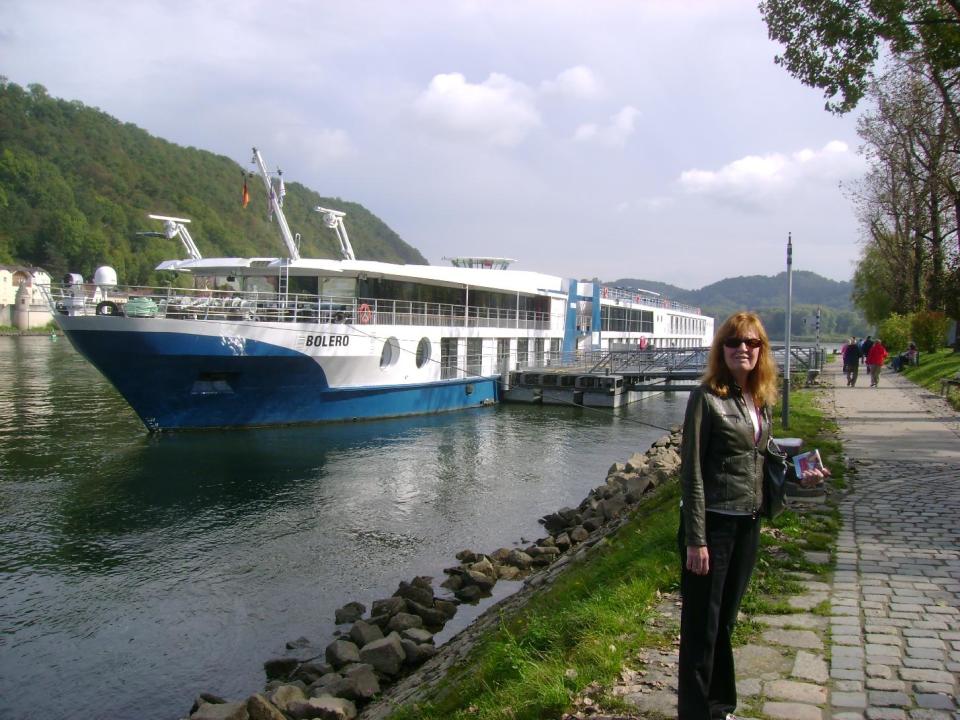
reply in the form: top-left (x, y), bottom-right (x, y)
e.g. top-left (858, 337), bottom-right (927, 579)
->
top-left (703, 311), bottom-right (779, 407)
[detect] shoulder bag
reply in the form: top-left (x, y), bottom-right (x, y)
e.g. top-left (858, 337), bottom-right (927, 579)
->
top-left (762, 436), bottom-right (789, 520)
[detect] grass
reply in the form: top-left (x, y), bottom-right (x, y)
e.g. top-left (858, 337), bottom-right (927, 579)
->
top-left (386, 384), bottom-right (843, 720)
top-left (901, 348), bottom-right (960, 410)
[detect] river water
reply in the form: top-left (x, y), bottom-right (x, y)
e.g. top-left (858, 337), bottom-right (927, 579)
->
top-left (0, 335), bottom-right (687, 720)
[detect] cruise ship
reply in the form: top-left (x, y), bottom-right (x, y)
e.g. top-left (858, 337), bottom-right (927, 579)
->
top-left (45, 148), bottom-right (713, 431)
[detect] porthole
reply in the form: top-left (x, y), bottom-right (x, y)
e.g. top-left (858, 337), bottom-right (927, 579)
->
top-left (415, 337), bottom-right (432, 369)
top-left (380, 337), bottom-right (400, 369)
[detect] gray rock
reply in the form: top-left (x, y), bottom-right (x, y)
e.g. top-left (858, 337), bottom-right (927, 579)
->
top-left (348, 620), bottom-right (383, 648)
top-left (393, 580), bottom-right (434, 607)
top-left (386, 612), bottom-right (423, 632)
top-left (554, 532), bottom-right (571, 551)
top-left (268, 685), bottom-right (307, 712)
top-left (455, 585), bottom-right (482, 603)
top-left (607, 461), bottom-right (626, 476)
top-left (439, 573), bottom-right (463, 591)
top-left (404, 599), bottom-right (448, 629)
top-left (247, 694), bottom-right (287, 720)
top-left (370, 597), bottom-right (406, 618)
top-left (285, 636), bottom-right (312, 650)
top-left (570, 526), bottom-right (589, 542)
top-left (489, 547), bottom-right (512, 562)
top-left (401, 627), bottom-right (435, 644)
top-left (325, 639), bottom-right (361, 669)
top-left (358, 632), bottom-right (406, 676)
top-left (433, 599), bottom-right (457, 619)
top-left (190, 701), bottom-right (248, 720)
top-left (334, 602), bottom-right (366, 625)
top-left (400, 638), bottom-right (439, 666)
top-left (246, 694), bottom-right (286, 720)
top-left (497, 564), bottom-right (521, 580)
top-left (263, 657), bottom-right (300, 680)
top-left (597, 494), bottom-right (626, 520)
top-left (306, 673), bottom-right (342, 697)
top-left (624, 452), bottom-right (647, 472)
top-left (468, 557), bottom-right (497, 579)
top-left (505, 549), bottom-right (533, 569)
top-left (528, 545), bottom-right (561, 558)
top-left (291, 661), bottom-right (334, 684)
top-left (337, 663), bottom-right (380, 700)
top-left (582, 516), bottom-right (602, 532)
top-left (366, 613), bottom-right (391, 630)
top-left (464, 569), bottom-right (495, 591)
top-left (410, 575), bottom-right (433, 590)
top-left (287, 695), bottom-right (357, 720)
top-left (455, 549), bottom-right (479, 563)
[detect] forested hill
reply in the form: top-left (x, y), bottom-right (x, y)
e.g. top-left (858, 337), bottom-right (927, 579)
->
top-left (0, 81), bottom-right (428, 284)
top-left (609, 271), bottom-right (868, 337)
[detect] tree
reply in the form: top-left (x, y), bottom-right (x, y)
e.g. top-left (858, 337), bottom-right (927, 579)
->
top-left (878, 312), bottom-right (912, 354)
top-left (759, 0), bottom-right (960, 115)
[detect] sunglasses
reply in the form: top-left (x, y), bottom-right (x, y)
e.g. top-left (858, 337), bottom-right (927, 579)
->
top-left (723, 337), bottom-right (762, 349)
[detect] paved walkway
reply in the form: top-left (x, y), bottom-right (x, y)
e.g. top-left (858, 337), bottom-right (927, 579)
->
top-left (566, 362), bottom-right (960, 720)
top-left (828, 362), bottom-right (960, 719)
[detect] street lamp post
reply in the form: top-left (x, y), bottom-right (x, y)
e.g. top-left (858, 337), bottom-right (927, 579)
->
top-left (782, 233), bottom-right (792, 429)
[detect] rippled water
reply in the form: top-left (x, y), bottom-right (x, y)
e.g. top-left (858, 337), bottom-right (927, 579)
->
top-left (0, 335), bottom-right (687, 720)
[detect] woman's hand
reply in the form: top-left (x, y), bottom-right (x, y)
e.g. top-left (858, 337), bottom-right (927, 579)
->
top-left (686, 545), bottom-right (710, 575)
top-left (799, 465), bottom-right (831, 487)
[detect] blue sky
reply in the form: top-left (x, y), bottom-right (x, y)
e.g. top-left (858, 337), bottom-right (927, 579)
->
top-left (0, 0), bottom-right (866, 287)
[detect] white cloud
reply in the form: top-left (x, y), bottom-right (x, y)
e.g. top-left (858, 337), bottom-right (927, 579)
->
top-left (413, 72), bottom-right (541, 147)
top-left (574, 105), bottom-right (640, 147)
top-left (540, 65), bottom-right (602, 99)
top-left (678, 141), bottom-right (863, 205)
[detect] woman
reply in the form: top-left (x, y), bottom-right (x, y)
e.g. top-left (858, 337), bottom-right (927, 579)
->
top-left (866, 338), bottom-right (888, 387)
top-left (676, 312), bottom-right (779, 720)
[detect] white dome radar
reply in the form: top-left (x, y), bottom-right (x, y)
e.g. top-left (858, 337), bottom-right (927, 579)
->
top-left (93, 266), bottom-right (118, 288)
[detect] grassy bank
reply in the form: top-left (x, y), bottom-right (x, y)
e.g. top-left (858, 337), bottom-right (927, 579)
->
top-left (901, 348), bottom-right (960, 411)
top-left (387, 387), bottom-right (842, 720)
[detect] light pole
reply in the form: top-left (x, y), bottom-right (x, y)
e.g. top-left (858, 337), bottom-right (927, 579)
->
top-left (782, 233), bottom-right (792, 429)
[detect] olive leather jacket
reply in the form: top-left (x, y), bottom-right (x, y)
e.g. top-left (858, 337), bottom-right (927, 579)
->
top-left (679, 383), bottom-right (772, 546)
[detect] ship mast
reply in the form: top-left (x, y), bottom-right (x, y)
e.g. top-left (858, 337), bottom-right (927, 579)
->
top-left (251, 147), bottom-right (300, 261)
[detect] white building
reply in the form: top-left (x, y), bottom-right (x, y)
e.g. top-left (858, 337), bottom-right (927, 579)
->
top-left (1, 265), bottom-right (53, 329)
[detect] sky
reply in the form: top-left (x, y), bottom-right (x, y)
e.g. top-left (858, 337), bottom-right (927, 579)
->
top-left (0, 0), bottom-right (869, 289)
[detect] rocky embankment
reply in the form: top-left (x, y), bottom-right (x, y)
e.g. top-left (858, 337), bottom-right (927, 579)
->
top-left (183, 428), bottom-right (683, 720)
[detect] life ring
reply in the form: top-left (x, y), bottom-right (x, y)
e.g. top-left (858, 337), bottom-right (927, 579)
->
top-left (601, 287), bottom-right (608, 299)
top-left (96, 300), bottom-right (121, 316)
top-left (358, 303), bottom-right (373, 324)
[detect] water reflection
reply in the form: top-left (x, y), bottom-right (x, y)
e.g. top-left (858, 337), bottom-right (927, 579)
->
top-left (0, 337), bottom-right (687, 720)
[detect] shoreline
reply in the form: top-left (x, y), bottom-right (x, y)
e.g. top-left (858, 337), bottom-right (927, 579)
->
top-left (184, 429), bottom-right (685, 720)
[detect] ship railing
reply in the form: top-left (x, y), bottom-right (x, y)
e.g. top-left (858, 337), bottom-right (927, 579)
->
top-left (603, 287), bottom-right (701, 314)
top-left (45, 284), bottom-right (557, 329)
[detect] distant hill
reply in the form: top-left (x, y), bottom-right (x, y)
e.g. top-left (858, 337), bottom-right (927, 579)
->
top-left (608, 271), bottom-right (868, 338)
top-left (0, 80), bottom-right (427, 284)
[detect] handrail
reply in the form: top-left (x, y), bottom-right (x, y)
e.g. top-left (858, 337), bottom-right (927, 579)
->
top-left (43, 283), bottom-right (558, 330)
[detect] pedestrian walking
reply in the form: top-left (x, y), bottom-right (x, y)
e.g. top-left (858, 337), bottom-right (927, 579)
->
top-left (866, 338), bottom-right (888, 387)
top-left (842, 336), bottom-right (861, 386)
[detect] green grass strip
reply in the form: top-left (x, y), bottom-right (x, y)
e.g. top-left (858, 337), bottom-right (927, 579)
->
top-left (901, 349), bottom-right (960, 410)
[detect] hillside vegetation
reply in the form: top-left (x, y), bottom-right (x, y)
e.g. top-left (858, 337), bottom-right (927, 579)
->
top-left (0, 80), bottom-right (427, 285)
top-left (610, 271), bottom-right (868, 338)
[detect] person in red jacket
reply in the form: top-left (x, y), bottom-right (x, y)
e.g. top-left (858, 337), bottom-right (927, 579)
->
top-left (866, 338), bottom-right (889, 387)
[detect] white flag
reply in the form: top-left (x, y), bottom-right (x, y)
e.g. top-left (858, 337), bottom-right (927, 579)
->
top-left (278, 176), bottom-right (286, 208)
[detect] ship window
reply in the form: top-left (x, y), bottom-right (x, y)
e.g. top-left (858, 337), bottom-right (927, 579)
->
top-left (416, 337), bottom-right (432, 368)
top-left (380, 337), bottom-right (401, 369)
top-left (190, 372), bottom-right (236, 395)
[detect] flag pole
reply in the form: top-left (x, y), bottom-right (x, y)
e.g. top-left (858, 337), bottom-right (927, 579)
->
top-left (782, 233), bottom-right (792, 429)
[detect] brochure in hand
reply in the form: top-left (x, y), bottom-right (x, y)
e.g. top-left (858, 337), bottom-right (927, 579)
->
top-left (793, 448), bottom-right (824, 477)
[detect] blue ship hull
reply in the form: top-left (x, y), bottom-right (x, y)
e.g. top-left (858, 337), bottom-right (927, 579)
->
top-left (65, 329), bottom-right (498, 431)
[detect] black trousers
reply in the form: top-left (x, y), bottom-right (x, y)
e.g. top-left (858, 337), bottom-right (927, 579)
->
top-left (677, 511), bottom-right (761, 720)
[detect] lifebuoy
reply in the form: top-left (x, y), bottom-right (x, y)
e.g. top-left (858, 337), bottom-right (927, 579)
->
top-left (601, 287), bottom-right (608, 299)
top-left (96, 300), bottom-right (121, 316)
top-left (358, 303), bottom-right (373, 324)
